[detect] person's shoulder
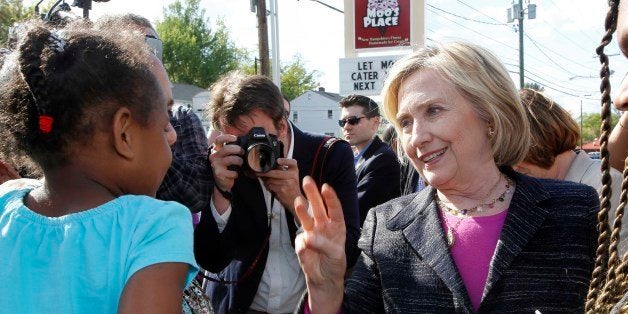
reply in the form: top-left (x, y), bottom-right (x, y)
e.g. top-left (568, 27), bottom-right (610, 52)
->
top-left (515, 171), bottom-right (599, 213)
top-left (535, 176), bottom-right (597, 195)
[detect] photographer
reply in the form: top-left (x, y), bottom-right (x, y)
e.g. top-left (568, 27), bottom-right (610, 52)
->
top-left (194, 71), bottom-right (360, 313)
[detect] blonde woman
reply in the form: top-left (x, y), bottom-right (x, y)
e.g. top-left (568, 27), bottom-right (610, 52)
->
top-left (293, 42), bottom-right (599, 313)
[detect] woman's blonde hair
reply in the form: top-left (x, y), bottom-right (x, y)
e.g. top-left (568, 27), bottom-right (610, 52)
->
top-left (381, 41), bottom-right (530, 167)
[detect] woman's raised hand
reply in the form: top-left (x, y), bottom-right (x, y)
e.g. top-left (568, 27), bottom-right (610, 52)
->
top-left (294, 176), bottom-right (346, 313)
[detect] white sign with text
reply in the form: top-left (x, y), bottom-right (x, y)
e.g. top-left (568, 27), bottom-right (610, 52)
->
top-left (339, 54), bottom-right (405, 96)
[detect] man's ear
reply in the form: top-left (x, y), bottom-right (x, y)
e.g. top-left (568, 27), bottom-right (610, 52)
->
top-left (277, 118), bottom-right (288, 139)
top-left (111, 107), bottom-right (136, 160)
top-left (372, 116), bottom-right (381, 131)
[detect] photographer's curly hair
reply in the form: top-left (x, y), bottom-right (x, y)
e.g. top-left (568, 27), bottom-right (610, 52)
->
top-left (0, 20), bottom-right (159, 170)
top-left (586, 0), bottom-right (628, 312)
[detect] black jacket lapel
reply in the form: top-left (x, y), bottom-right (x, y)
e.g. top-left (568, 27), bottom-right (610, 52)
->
top-left (481, 170), bottom-right (550, 301)
top-left (388, 187), bottom-right (474, 312)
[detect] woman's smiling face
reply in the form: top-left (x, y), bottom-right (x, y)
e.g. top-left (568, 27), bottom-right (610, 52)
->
top-left (396, 69), bottom-right (495, 189)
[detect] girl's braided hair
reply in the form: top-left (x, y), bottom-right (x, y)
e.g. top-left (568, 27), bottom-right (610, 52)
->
top-left (586, 0), bottom-right (628, 312)
top-left (0, 20), bottom-right (161, 170)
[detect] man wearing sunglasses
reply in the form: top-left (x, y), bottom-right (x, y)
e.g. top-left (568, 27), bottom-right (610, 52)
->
top-left (339, 94), bottom-right (400, 225)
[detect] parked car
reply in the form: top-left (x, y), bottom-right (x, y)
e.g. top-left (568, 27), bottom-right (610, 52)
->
top-left (588, 151), bottom-right (601, 160)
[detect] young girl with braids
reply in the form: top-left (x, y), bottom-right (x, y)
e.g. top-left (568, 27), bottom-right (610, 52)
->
top-left (586, 0), bottom-right (628, 312)
top-left (0, 22), bottom-right (198, 312)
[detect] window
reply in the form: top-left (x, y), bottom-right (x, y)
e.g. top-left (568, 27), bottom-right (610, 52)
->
top-left (293, 112), bottom-right (298, 123)
top-left (327, 110), bottom-right (333, 119)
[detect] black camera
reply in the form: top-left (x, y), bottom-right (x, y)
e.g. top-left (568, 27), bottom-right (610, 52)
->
top-left (230, 127), bottom-right (283, 173)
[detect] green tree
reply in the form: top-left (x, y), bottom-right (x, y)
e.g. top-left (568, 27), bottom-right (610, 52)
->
top-left (156, 0), bottom-right (246, 88)
top-left (0, 0), bottom-right (36, 45)
top-left (579, 112), bottom-right (619, 143)
top-left (280, 55), bottom-right (319, 101)
top-left (240, 54), bottom-right (319, 101)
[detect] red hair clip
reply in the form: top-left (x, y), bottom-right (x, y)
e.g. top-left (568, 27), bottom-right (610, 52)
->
top-left (39, 115), bottom-right (54, 134)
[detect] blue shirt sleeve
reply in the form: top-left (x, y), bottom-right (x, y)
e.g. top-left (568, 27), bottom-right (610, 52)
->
top-left (125, 198), bottom-right (199, 287)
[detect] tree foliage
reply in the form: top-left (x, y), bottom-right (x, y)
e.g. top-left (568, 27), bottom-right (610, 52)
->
top-left (0, 0), bottom-right (36, 46)
top-left (280, 55), bottom-right (319, 101)
top-left (579, 112), bottom-right (619, 143)
top-left (156, 0), bottom-right (246, 88)
top-left (240, 54), bottom-right (319, 101)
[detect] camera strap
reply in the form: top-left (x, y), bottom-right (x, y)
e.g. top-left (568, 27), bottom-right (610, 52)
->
top-left (310, 137), bottom-right (342, 188)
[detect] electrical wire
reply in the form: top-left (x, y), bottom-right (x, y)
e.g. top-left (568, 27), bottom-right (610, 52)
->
top-left (426, 3), bottom-right (507, 26)
top-left (508, 70), bottom-right (600, 100)
top-left (455, 0), bottom-right (506, 25)
top-left (426, 7), bottom-right (519, 52)
top-left (524, 33), bottom-right (580, 77)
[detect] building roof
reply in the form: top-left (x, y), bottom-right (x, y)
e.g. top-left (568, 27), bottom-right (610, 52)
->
top-left (172, 83), bottom-right (206, 102)
top-left (581, 139), bottom-right (601, 152)
top-left (311, 87), bottom-right (342, 102)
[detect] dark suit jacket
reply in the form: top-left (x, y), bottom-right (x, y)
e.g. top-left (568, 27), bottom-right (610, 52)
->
top-left (342, 168), bottom-right (599, 313)
top-left (399, 155), bottom-right (422, 196)
top-left (194, 124), bottom-right (360, 313)
top-left (356, 136), bottom-right (400, 225)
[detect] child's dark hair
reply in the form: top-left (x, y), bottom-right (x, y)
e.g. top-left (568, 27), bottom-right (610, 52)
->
top-left (0, 21), bottom-right (161, 170)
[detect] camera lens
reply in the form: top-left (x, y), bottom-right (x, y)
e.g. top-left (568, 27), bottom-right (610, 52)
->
top-left (247, 143), bottom-right (276, 173)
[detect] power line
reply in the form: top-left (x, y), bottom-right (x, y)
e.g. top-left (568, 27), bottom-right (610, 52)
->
top-left (539, 19), bottom-right (592, 55)
top-left (504, 62), bottom-right (599, 94)
top-left (546, 0), bottom-right (598, 44)
top-left (426, 5), bottom-right (598, 89)
top-left (426, 7), bottom-right (519, 52)
top-left (522, 32), bottom-right (597, 71)
top-left (455, 0), bottom-right (506, 25)
top-left (524, 33), bottom-right (579, 77)
top-left (508, 70), bottom-right (600, 100)
top-left (426, 3), bottom-right (507, 26)
top-left (427, 7), bottom-right (573, 74)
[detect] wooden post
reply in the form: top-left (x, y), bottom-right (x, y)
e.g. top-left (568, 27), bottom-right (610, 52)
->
top-left (257, 0), bottom-right (270, 76)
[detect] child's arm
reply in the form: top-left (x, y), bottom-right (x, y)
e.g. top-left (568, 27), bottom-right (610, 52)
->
top-left (118, 262), bottom-right (189, 313)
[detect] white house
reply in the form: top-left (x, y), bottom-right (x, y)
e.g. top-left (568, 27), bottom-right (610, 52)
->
top-left (192, 90), bottom-right (212, 131)
top-left (171, 83), bottom-right (212, 132)
top-left (290, 87), bottom-right (343, 137)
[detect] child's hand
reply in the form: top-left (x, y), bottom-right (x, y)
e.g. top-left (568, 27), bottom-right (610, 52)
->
top-left (0, 160), bottom-right (20, 185)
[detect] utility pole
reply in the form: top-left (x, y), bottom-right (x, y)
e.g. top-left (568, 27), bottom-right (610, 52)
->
top-left (507, 1), bottom-right (536, 89)
top-left (580, 99), bottom-right (583, 147)
top-left (517, 0), bottom-right (524, 89)
top-left (255, 0), bottom-right (270, 77)
top-left (269, 0), bottom-right (281, 87)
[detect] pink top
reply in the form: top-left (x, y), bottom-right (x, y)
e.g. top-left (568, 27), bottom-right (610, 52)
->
top-left (439, 209), bottom-right (508, 313)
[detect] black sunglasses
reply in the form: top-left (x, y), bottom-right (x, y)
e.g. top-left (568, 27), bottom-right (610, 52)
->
top-left (338, 116), bottom-right (366, 127)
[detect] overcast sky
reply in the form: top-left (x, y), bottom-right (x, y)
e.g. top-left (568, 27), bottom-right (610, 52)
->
top-left (26, 0), bottom-right (626, 117)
